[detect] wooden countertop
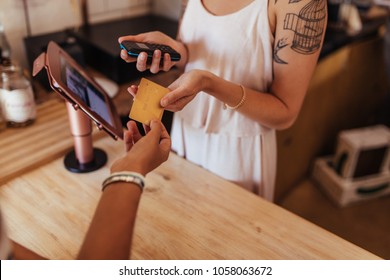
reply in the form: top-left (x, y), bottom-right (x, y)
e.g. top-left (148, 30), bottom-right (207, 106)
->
top-left (0, 98), bottom-right (381, 260)
top-left (0, 98), bottom-right (104, 186)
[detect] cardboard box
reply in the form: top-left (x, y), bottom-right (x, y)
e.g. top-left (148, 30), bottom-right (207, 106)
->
top-left (312, 156), bottom-right (390, 206)
top-left (333, 125), bottom-right (390, 179)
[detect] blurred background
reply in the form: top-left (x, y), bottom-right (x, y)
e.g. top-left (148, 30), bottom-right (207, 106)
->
top-left (0, 0), bottom-right (180, 70)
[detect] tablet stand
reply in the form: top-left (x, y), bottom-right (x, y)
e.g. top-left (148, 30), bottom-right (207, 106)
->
top-left (64, 102), bottom-right (107, 173)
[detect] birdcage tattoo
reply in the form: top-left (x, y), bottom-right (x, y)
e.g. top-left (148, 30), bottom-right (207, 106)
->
top-left (284, 0), bottom-right (326, 54)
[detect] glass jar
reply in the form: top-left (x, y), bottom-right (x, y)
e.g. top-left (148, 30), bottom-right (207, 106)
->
top-left (0, 64), bottom-right (36, 127)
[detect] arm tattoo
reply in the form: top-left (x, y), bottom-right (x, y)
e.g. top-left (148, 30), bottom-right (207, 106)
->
top-left (284, 0), bottom-right (326, 54)
top-left (274, 0), bottom-right (327, 64)
top-left (274, 38), bottom-right (289, 64)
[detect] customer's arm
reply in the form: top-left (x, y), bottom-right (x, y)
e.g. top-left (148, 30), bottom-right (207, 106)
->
top-left (77, 120), bottom-right (171, 260)
top-left (76, 181), bottom-right (142, 260)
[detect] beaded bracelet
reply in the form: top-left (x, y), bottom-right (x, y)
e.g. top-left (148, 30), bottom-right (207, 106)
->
top-left (102, 171), bottom-right (145, 192)
top-left (223, 85), bottom-right (246, 110)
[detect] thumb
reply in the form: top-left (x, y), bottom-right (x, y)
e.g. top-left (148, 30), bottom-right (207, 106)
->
top-left (148, 120), bottom-right (163, 140)
top-left (150, 120), bottom-right (171, 154)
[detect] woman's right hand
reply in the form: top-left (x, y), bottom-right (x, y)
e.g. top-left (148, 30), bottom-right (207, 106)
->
top-left (119, 31), bottom-right (182, 74)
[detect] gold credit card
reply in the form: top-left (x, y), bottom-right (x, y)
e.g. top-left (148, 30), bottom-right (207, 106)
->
top-left (129, 78), bottom-right (170, 125)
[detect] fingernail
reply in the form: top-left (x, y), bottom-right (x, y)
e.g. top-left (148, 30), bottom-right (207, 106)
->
top-left (140, 53), bottom-right (147, 60)
top-left (150, 120), bottom-right (159, 128)
top-left (154, 50), bottom-right (161, 58)
top-left (161, 99), bottom-right (167, 107)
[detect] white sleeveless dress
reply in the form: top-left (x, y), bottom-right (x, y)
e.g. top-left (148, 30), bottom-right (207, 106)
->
top-left (171, 0), bottom-right (276, 201)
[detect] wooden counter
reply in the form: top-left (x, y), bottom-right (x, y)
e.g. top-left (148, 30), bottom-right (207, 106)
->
top-left (0, 99), bottom-right (381, 260)
top-left (0, 98), bottom-right (105, 186)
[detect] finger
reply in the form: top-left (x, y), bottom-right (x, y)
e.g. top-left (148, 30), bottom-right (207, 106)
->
top-left (159, 122), bottom-right (170, 142)
top-left (161, 91), bottom-right (189, 112)
top-left (148, 120), bottom-right (163, 140)
top-left (149, 50), bottom-right (162, 74)
top-left (120, 49), bottom-right (128, 60)
top-left (118, 34), bottom-right (146, 44)
top-left (159, 135), bottom-right (172, 154)
top-left (136, 52), bottom-right (148, 72)
top-left (120, 49), bottom-right (137, 63)
top-left (162, 53), bottom-right (172, 72)
top-left (127, 85), bottom-right (138, 98)
top-left (123, 129), bottom-right (135, 151)
top-left (150, 120), bottom-right (172, 153)
top-left (157, 122), bottom-right (172, 152)
top-left (149, 120), bottom-right (170, 145)
top-left (143, 124), bottom-right (151, 134)
top-left (160, 89), bottom-right (179, 108)
top-left (118, 36), bottom-right (135, 44)
top-left (150, 119), bottom-right (167, 137)
top-left (127, 121), bottom-right (143, 143)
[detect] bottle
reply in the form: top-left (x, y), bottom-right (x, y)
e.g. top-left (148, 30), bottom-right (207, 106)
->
top-left (0, 17), bottom-right (11, 65)
top-left (0, 14), bottom-right (13, 130)
top-left (0, 63), bottom-right (36, 127)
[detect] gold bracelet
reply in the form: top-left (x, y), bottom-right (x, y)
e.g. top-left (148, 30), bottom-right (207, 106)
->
top-left (223, 85), bottom-right (246, 110)
top-left (102, 172), bottom-right (145, 192)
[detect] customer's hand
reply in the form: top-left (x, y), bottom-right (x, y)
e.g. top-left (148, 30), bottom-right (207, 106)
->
top-left (119, 31), bottom-right (178, 74)
top-left (110, 120), bottom-right (171, 176)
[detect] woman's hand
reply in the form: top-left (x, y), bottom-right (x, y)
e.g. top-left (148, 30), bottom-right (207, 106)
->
top-left (119, 31), bottom-right (181, 74)
top-left (161, 69), bottom-right (209, 112)
top-left (126, 70), bottom-right (208, 113)
top-left (110, 120), bottom-right (171, 176)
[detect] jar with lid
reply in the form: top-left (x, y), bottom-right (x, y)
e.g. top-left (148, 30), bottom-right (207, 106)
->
top-left (0, 63), bottom-right (36, 127)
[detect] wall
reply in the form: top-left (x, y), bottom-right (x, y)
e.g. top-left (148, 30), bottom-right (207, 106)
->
top-left (152, 0), bottom-right (181, 20)
top-left (0, 0), bottom-right (159, 70)
top-left (87, 0), bottom-right (152, 24)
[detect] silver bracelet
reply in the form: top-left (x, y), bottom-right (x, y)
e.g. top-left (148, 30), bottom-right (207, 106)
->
top-left (102, 171), bottom-right (145, 192)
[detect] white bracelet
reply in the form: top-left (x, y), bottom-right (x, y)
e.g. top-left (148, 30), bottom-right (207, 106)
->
top-left (223, 85), bottom-right (246, 110)
top-left (102, 171), bottom-right (145, 192)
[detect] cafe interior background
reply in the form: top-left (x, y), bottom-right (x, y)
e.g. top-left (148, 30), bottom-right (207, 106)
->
top-left (0, 0), bottom-right (390, 259)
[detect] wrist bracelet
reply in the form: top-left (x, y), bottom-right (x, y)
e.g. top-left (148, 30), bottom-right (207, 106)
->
top-left (223, 85), bottom-right (246, 110)
top-left (102, 172), bottom-right (145, 192)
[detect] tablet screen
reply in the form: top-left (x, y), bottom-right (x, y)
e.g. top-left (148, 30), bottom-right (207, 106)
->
top-left (60, 56), bottom-right (114, 127)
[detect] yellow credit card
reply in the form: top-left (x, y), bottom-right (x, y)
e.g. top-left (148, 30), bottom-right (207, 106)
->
top-left (129, 78), bottom-right (170, 126)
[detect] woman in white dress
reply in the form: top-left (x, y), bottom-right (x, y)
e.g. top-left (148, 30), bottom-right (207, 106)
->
top-left (120, 0), bottom-right (327, 201)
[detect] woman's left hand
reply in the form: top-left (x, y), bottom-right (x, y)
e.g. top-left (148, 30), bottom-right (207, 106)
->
top-left (160, 69), bottom-right (209, 112)
top-left (119, 31), bottom-right (181, 74)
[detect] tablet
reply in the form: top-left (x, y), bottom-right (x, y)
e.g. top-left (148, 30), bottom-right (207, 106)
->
top-left (32, 41), bottom-right (123, 140)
